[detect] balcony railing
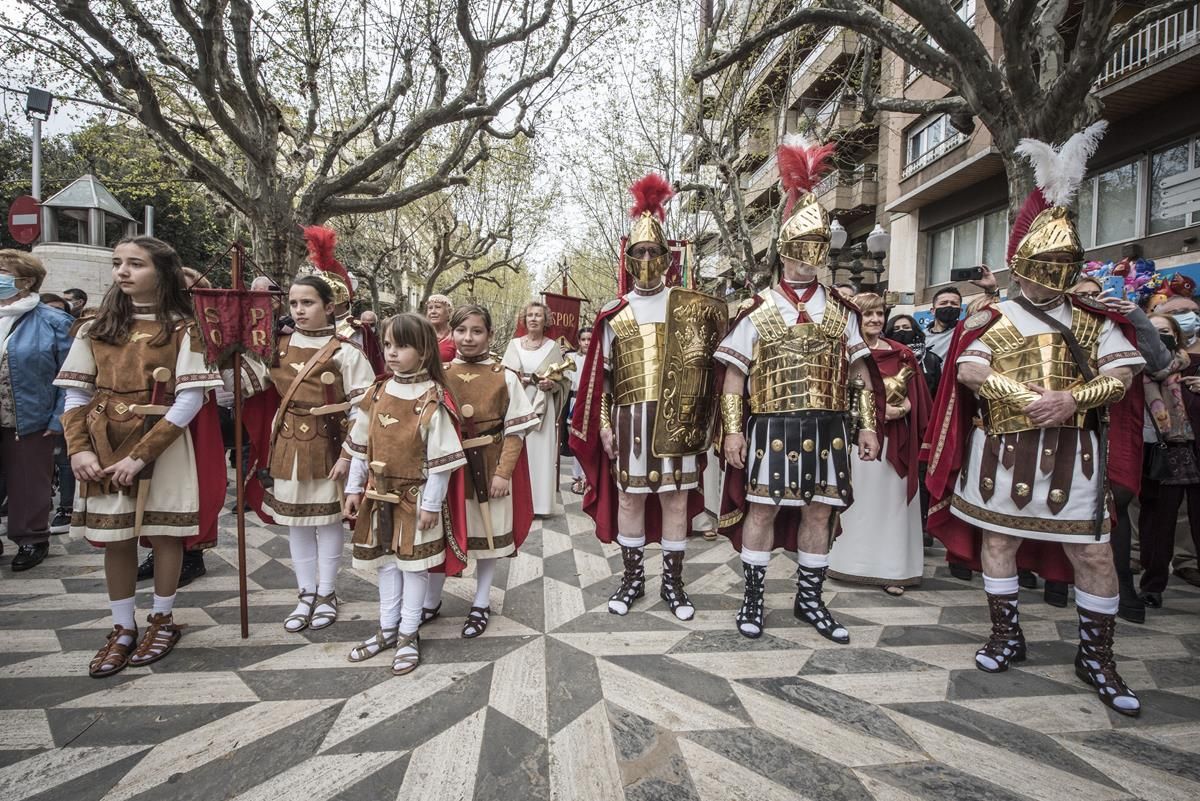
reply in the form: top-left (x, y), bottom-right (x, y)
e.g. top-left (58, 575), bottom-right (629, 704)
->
top-left (813, 163), bottom-right (879, 197)
top-left (747, 153), bottom-right (778, 193)
top-left (1097, 2), bottom-right (1200, 87)
top-left (900, 131), bottom-right (969, 180)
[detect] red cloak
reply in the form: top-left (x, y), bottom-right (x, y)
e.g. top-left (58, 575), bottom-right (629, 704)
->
top-left (430, 389), bottom-right (472, 576)
top-left (568, 298), bottom-right (705, 543)
top-left (921, 297), bottom-right (1142, 583)
top-left (714, 286), bottom-right (886, 552)
top-left (872, 339), bottom-right (932, 503)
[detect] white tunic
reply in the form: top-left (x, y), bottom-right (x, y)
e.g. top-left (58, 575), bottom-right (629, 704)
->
top-left (600, 287), bottom-right (700, 494)
top-left (952, 300), bottom-right (1143, 542)
top-left (503, 337), bottom-right (567, 515)
top-left (830, 452), bottom-right (924, 585)
top-left (715, 284), bottom-right (868, 507)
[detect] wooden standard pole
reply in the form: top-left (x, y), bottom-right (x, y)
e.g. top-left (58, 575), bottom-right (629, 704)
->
top-left (232, 242), bottom-right (250, 639)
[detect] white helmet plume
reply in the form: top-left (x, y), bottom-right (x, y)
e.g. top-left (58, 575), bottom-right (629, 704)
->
top-left (1014, 121), bottom-right (1108, 208)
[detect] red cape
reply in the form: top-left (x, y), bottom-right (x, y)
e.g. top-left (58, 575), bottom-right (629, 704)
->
top-left (438, 336), bottom-right (457, 363)
top-left (921, 298), bottom-right (1142, 583)
top-left (568, 297), bottom-right (705, 543)
top-left (358, 323), bottom-right (386, 376)
top-left (715, 287), bottom-right (885, 552)
top-left (873, 339), bottom-right (933, 502)
top-left (431, 389), bottom-right (472, 575)
top-left (243, 387), bottom-right (279, 525)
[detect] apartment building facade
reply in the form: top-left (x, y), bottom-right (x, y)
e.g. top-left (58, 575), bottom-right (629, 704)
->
top-left (685, 1), bottom-right (1200, 308)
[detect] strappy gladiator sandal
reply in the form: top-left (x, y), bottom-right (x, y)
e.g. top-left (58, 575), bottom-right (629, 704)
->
top-left (794, 564), bottom-right (849, 644)
top-left (348, 627), bottom-right (399, 663)
top-left (975, 592), bottom-right (1026, 674)
top-left (1075, 608), bottom-right (1140, 716)
top-left (392, 631), bottom-right (421, 676)
top-left (462, 606), bottom-right (491, 639)
top-left (420, 602), bottom-right (442, 627)
top-left (89, 625), bottom-right (138, 678)
top-left (308, 592), bottom-right (338, 631)
top-left (660, 551), bottom-right (695, 621)
top-left (607, 545), bottom-right (645, 615)
top-left (284, 591), bottom-right (317, 633)
top-left (128, 613), bottom-right (185, 667)
top-left (736, 563), bottom-right (767, 639)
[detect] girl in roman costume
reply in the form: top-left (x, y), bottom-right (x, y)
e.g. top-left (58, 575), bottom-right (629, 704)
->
top-left (829, 293), bottom-right (931, 595)
top-left (240, 272), bottom-right (376, 633)
top-left (503, 301), bottom-right (570, 515)
top-left (56, 236), bottom-right (224, 677)
top-left (421, 304), bottom-right (537, 637)
top-left (343, 313), bottom-right (469, 674)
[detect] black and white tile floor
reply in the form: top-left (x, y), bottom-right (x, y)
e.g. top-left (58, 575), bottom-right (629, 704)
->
top-left (2, 478), bottom-right (1199, 801)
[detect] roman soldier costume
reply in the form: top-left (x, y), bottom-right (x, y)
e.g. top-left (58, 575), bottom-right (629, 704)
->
top-left (570, 173), bottom-right (724, 621)
top-left (923, 121), bottom-right (1145, 716)
top-left (715, 137), bottom-right (883, 642)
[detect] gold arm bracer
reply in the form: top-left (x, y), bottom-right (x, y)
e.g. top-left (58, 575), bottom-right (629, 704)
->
top-left (978, 372), bottom-right (1041, 409)
top-left (599, 392), bottom-right (613, 431)
top-left (1070, 374), bottom-right (1126, 410)
top-left (855, 386), bottom-right (878, 433)
top-left (720, 393), bottom-right (744, 435)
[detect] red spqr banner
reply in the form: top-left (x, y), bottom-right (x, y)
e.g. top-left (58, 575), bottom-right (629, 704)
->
top-left (514, 291), bottom-right (583, 351)
top-left (191, 289), bottom-right (276, 365)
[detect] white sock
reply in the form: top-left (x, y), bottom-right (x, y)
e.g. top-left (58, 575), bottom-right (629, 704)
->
top-left (983, 574), bottom-right (1020, 596)
top-left (661, 538), bottom-right (686, 552)
top-left (1075, 588), bottom-right (1118, 615)
top-left (288, 526), bottom-right (319, 594)
top-left (424, 572), bottom-right (447, 610)
top-left (315, 523), bottom-right (344, 596)
top-left (110, 596), bottom-right (136, 639)
top-left (617, 533), bottom-right (646, 549)
top-left (152, 593), bottom-right (176, 617)
top-left (742, 548), bottom-right (771, 567)
top-left (378, 564), bottom-right (403, 630)
top-left (797, 550), bottom-right (829, 569)
top-left (399, 570), bottom-right (430, 636)
top-left (473, 559), bottom-right (497, 608)
top-left (572, 459), bottom-right (584, 480)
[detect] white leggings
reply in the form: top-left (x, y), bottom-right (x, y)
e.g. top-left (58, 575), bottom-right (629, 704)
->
top-left (422, 559), bottom-right (497, 610)
top-left (378, 563), bottom-right (429, 635)
top-left (287, 523), bottom-right (345, 596)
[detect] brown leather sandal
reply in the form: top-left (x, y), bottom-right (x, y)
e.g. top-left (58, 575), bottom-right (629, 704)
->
top-left (89, 625), bottom-right (138, 678)
top-left (128, 613), bottom-right (185, 667)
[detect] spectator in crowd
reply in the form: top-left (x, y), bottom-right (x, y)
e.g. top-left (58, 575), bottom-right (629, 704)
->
top-left (1138, 312), bottom-right (1199, 610)
top-left (426, 294), bottom-right (456, 361)
top-left (0, 250), bottom-right (74, 569)
top-left (834, 283), bottom-right (856, 301)
top-left (1167, 294), bottom-right (1200, 588)
top-left (924, 286), bottom-right (963, 368)
top-left (40, 293), bottom-right (69, 313)
top-left (359, 309), bottom-right (377, 329)
top-left (63, 288), bottom-right (87, 317)
top-left (568, 326), bottom-right (591, 495)
top-left (829, 293), bottom-right (931, 595)
top-left (181, 267), bottom-right (210, 289)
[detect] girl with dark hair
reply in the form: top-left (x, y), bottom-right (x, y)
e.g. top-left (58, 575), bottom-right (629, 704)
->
top-left (240, 275), bottom-right (376, 634)
top-left (54, 236), bottom-right (224, 676)
top-left (420, 304), bottom-right (538, 638)
top-left (342, 313), bottom-right (468, 674)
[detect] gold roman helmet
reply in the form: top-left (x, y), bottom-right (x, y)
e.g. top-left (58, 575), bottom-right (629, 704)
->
top-left (302, 225), bottom-right (355, 304)
top-left (625, 173), bottom-right (674, 286)
top-left (1008, 121), bottom-right (1108, 292)
top-left (776, 137), bottom-right (836, 267)
top-left (323, 273), bottom-right (352, 306)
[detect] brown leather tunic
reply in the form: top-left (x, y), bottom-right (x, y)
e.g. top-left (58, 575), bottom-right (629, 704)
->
top-left (268, 334), bottom-right (350, 482)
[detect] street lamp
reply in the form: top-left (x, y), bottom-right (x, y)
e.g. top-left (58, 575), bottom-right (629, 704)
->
top-left (828, 222), bottom-right (891, 291)
top-left (829, 218), bottom-right (848, 252)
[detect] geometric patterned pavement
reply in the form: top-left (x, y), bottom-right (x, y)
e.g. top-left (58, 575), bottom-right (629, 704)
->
top-left (2, 474), bottom-right (1200, 801)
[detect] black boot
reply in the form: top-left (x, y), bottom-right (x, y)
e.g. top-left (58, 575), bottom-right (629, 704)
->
top-left (1075, 606), bottom-right (1140, 717)
top-left (736, 562), bottom-right (767, 639)
top-left (607, 545), bottom-right (645, 615)
top-left (976, 592), bottom-right (1026, 673)
top-left (794, 563), bottom-right (849, 643)
top-left (136, 551), bottom-right (155, 582)
top-left (660, 550), bottom-right (694, 621)
top-left (1117, 576), bottom-right (1145, 625)
top-left (1018, 569), bottom-right (1038, 590)
top-left (1044, 580), bottom-right (1069, 608)
top-left (948, 561), bottom-right (973, 581)
top-left (177, 550), bottom-right (207, 588)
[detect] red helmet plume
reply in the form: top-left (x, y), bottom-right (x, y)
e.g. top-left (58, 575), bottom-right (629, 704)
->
top-left (628, 173), bottom-right (673, 221)
top-left (777, 136), bottom-right (836, 217)
top-left (302, 225), bottom-right (351, 289)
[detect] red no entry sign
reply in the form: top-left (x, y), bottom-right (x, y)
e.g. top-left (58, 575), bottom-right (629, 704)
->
top-left (7, 195), bottom-right (41, 244)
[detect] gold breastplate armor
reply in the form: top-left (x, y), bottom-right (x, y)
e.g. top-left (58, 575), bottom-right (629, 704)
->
top-left (979, 307), bottom-right (1103, 434)
top-left (610, 306), bottom-right (665, 406)
top-left (748, 294), bottom-right (851, 414)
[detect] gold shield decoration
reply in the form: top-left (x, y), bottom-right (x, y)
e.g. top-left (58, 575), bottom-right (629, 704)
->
top-left (652, 288), bottom-right (728, 457)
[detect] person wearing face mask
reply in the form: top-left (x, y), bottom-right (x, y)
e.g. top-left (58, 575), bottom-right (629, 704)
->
top-left (1137, 313), bottom-right (1200, 611)
top-left (1165, 297), bottom-right (1200, 588)
top-left (0, 251), bottom-right (74, 569)
top-left (924, 123), bottom-right (1147, 717)
top-left (715, 138), bottom-right (883, 644)
top-left (925, 287), bottom-right (963, 367)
